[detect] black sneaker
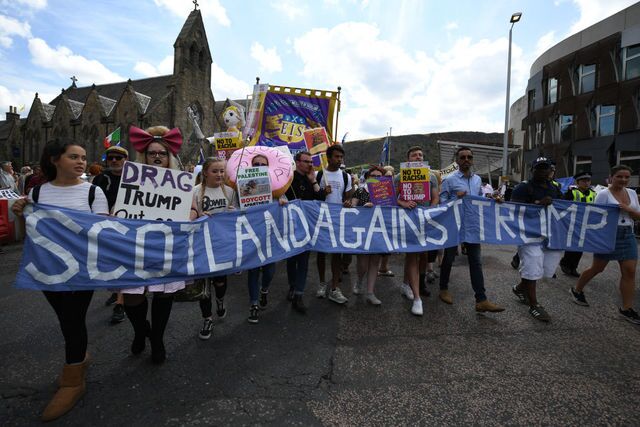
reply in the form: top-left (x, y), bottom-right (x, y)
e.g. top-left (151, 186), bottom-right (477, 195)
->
top-left (510, 254), bottom-right (520, 270)
top-left (287, 288), bottom-right (295, 301)
top-left (529, 304), bottom-right (551, 322)
top-left (248, 305), bottom-right (259, 324)
top-left (619, 308), bottom-right (640, 325)
top-left (216, 298), bottom-right (227, 318)
top-left (105, 293), bottom-right (117, 306)
top-left (292, 295), bottom-right (307, 314)
top-left (259, 289), bottom-right (269, 309)
top-left (110, 304), bottom-right (125, 324)
top-left (419, 285), bottom-right (431, 297)
top-left (512, 284), bottom-right (528, 305)
top-left (198, 318), bottom-right (214, 340)
top-left (570, 287), bottom-right (589, 306)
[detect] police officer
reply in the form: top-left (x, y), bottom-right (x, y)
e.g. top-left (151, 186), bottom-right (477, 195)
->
top-left (559, 172), bottom-right (597, 277)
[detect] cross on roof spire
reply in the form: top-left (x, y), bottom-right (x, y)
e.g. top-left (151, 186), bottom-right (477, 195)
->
top-left (193, 0), bottom-right (198, 10)
top-left (70, 76), bottom-right (78, 87)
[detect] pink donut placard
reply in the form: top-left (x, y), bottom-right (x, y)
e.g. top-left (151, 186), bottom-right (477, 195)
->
top-left (225, 146), bottom-right (294, 198)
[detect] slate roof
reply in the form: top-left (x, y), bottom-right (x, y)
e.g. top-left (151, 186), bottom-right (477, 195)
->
top-left (41, 103), bottom-right (56, 121)
top-left (67, 99), bottom-right (84, 119)
top-left (97, 95), bottom-right (117, 116)
top-left (0, 118), bottom-right (26, 140)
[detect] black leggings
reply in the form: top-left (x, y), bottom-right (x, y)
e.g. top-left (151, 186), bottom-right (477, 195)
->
top-left (43, 290), bottom-right (94, 364)
top-left (199, 276), bottom-right (227, 318)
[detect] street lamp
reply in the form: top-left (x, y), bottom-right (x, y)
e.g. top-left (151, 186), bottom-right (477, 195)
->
top-left (501, 12), bottom-right (522, 181)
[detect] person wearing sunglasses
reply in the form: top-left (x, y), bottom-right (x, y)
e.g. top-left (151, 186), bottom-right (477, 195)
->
top-left (438, 147), bottom-right (505, 314)
top-left (284, 151), bottom-right (327, 313)
top-left (93, 145), bottom-right (129, 324)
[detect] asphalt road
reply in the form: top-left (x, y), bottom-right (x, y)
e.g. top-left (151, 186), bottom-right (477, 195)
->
top-left (1, 241), bottom-right (639, 426)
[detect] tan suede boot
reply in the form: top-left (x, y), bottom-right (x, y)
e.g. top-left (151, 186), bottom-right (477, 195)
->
top-left (41, 358), bottom-right (88, 422)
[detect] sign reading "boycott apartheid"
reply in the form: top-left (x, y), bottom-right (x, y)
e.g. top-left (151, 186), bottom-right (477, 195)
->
top-left (112, 161), bottom-right (196, 221)
top-left (15, 197), bottom-right (619, 291)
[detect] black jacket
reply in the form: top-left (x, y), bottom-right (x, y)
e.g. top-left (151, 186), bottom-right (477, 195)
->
top-left (285, 171), bottom-right (326, 201)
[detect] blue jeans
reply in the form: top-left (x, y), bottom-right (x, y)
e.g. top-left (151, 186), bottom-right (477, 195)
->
top-left (286, 251), bottom-right (310, 295)
top-left (247, 263), bottom-right (276, 305)
top-left (439, 243), bottom-right (487, 302)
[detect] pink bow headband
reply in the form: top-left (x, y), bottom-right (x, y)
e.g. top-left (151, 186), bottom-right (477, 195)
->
top-left (129, 126), bottom-right (183, 155)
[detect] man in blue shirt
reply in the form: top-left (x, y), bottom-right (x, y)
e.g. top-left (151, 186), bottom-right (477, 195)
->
top-left (438, 147), bottom-right (505, 313)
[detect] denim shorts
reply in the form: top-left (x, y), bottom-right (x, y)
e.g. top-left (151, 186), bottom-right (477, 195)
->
top-left (595, 226), bottom-right (638, 261)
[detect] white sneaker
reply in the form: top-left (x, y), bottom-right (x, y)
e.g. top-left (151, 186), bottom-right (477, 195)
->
top-left (352, 280), bottom-right (362, 295)
top-left (366, 293), bottom-right (382, 306)
top-left (400, 283), bottom-right (414, 300)
top-left (328, 288), bottom-right (348, 304)
top-left (411, 299), bottom-right (423, 316)
top-left (316, 282), bottom-right (327, 298)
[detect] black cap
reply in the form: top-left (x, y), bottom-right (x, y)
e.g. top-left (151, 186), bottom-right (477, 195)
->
top-left (573, 171), bottom-right (592, 181)
top-left (531, 157), bottom-right (552, 169)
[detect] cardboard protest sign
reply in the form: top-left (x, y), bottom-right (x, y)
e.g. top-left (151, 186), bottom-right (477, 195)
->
top-left (366, 176), bottom-right (397, 206)
top-left (399, 162), bottom-right (431, 202)
top-left (237, 166), bottom-right (272, 209)
top-left (0, 189), bottom-right (21, 200)
top-left (211, 131), bottom-right (243, 159)
top-left (312, 152), bottom-right (328, 171)
top-left (438, 162), bottom-right (459, 180)
top-left (112, 161), bottom-right (196, 221)
top-left (303, 127), bottom-right (331, 155)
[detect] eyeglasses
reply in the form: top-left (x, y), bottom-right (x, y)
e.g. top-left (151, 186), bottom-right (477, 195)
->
top-left (146, 151), bottom-right (168, 158)
top-left (369, 174), bottom-right (383, 178)
top-left (253, 163), bottom-right (268, 167)
top-left (107, 156), bottom-right (125, 161)
top-left (298, 160), bottom-right (313, 164)
top-left (458, 155), bottom-right (473, 160)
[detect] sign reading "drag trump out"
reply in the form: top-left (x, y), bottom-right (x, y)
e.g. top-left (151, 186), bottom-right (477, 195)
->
top-left (15, 197), bottom-right (619, 291)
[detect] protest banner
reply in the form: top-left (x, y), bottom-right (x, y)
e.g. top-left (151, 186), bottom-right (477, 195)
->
top-left (0, 189), bottom-right (21, 200)
top-left (399, 162), bottom-right (431, 202)
top-left (112, 161), bottom-right (196, 221)
top-left (210, 131), bottom-right (243, 159)
top-left (303, 127), bottom-right (331, 155)
top-left (237, 166), bottom-right (272, 209)
top-left (15, 197), bottom-right (620, 291)
top-left (438, 162), bottom-right (459, 180)
top-left (249, 85), bottom-right (339, 155)
top-left (366, 176), bottom-right (397, 206)
top-left (312, 153), bottom-right (328, 171)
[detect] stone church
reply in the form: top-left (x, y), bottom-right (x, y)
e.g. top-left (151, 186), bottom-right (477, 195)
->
top-left (0, 8), bottom-right (236, 166)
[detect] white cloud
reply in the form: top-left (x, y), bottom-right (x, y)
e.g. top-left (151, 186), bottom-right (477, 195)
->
top-left (211, 61), bottom-right (252, 101)
top-left (134, 55), bottom-right (174, 77)
top-left (293, 22), bottom-right (519, 139)
top-left (445, 22), bottom-right (459, 31)
top-left (28, 38), bottom-right (125, 85)
top-left (569, 0), bottom-right (637, 34)
top-left (153, 0), bottom-right (230, 27)
top-left (16, 0), bottom-right (47, 9)
top-left (0, 84), bottom-right (56, 116)
top-left (250, 42), bottom-right (282, 73)
top-left (271, 0), bottom-right (305, 20)
top-left (0, 14), bottom-right (32, 48)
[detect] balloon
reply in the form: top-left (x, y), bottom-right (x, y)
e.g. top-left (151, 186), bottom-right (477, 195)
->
top-left (225, 146), bottom-right (294, 198)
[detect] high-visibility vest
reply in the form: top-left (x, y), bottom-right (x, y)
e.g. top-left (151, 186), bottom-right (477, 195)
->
top-left (570, 188), bottom-right (596, 203)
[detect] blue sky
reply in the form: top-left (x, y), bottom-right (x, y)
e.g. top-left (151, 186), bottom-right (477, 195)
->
top-left (0, 0), bottom-right (637, 140)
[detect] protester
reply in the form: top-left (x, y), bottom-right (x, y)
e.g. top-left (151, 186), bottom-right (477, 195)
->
top-left (570, 165), bottom-right (640, 324)
top-left (437, 147), bottom-right (505, 313)
top-left (87, 162), bottom-right (103, 182)
top-left (120, 125), bottom-right (186, 363)
top-left (244, 154), bottom-right (287, 323)
top-left (511, 157), bottom-right (563, 322)
top-left (11, 138), bottom-right (109, 421)
top-left (316, 145), bottom-right (353, 304)
top-left (24, 164), bottom-right (46, 195)
top-left (190, 157), bottom-right (237, 339)
top-left (92, 145), bottom-right (129, 323)
top-left (377, 166), bottom-right (396, 277)
top-left (0, 161), bottom-right (17, 191)
top-left (17, 165), bottom-right (32, 194)
top-left (395, 146), bottom-right (439, 316)
top-left (351, 165), bottom-right (386, 305)
top-left (481, 179), bottom-right (493, 197)
top-left (559, 172), bottom-right (596, 277)
top-left (284, 151), bottom-right (326, 313)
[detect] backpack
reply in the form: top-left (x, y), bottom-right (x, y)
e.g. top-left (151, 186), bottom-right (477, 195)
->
top-left (32, 184), bottom-right (97, 210)
top-left (316, 169), bottom-right (350, 201)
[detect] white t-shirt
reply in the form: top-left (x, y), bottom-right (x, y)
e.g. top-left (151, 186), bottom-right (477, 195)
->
top-left (595, 187), bottom-right (640, 227)
top-left (319, 169), bottom-right (352, 204)
top-left (192, 184), bottom-right (238, 215)
top-left (28, 182), bottom-right (109, 214)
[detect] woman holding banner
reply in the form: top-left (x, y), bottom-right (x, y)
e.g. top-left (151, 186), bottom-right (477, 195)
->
top-left (12, 138), bottom-right (109, 421)
top-left (571, 165), bottom-right (640, 324)
top-left (190, 157), bottom-right (237, 340)
top-left (351, 165), bottom-right (386, 305)
top-left (121, 125), bottom-right (186, 364)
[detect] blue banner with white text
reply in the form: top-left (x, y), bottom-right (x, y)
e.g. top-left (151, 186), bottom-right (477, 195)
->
top-left (14, 196), bottom-right (619, 291)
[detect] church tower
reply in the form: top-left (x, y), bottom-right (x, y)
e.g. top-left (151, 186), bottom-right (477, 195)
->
top-left (173, 8), bottom-right (212, 87)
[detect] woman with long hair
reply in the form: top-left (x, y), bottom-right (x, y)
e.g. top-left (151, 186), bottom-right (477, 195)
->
top-left (121, 125), bottom-right (186, 363)
top-left (190, 157), bottom-right (237, 340)
top-left (12, 138), bottom-right (109, 421)
top-left (570, 165), bottom-right (640, 323)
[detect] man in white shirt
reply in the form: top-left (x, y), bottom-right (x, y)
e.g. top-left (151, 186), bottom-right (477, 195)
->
top-left (316, 145), bottom-right (354, 304)
top-left (0, 161), bottom-right (17, 191)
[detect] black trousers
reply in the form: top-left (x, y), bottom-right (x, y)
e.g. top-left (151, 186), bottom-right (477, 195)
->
top-left (43, 290), bottom-right (94, 364)
top-left (560, 251), bottom-right (583, 270)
